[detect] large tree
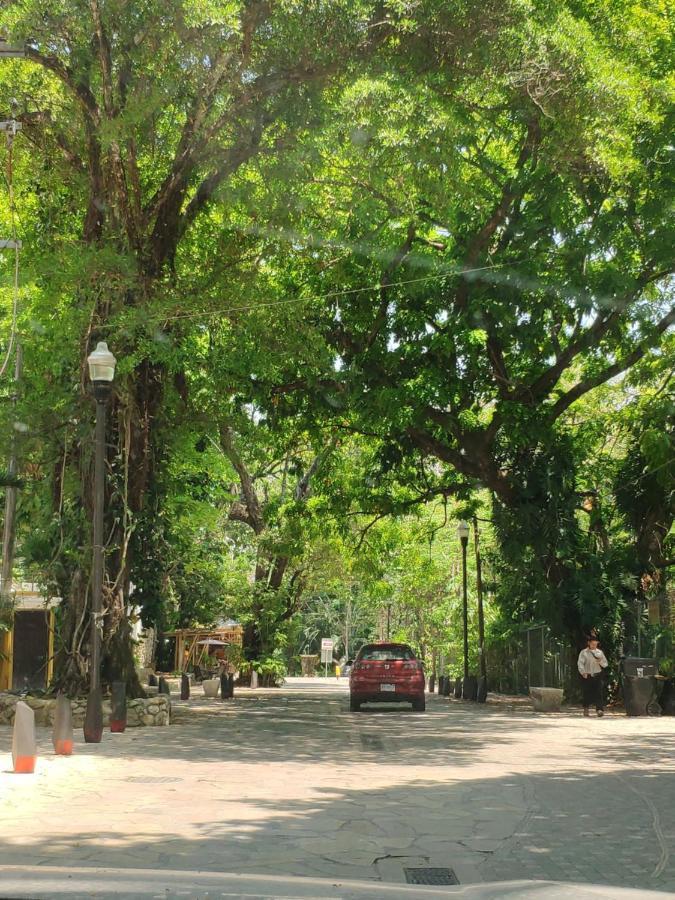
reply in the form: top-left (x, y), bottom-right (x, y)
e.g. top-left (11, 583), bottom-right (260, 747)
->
top-left (245, 0), bottom-right (674, 638)
top-left (0, 0), bottom-right (394, 691)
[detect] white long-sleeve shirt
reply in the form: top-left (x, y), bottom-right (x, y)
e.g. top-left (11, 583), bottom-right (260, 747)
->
top-left (578, 648), bottom-right (608, 676)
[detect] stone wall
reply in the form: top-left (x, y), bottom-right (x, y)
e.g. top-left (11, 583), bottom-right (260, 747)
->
top-left (0, 693), bottom-right (170, 727)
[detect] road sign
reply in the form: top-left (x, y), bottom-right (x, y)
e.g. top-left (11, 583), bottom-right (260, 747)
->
top-left (320, 638), bottom-right (334, 665)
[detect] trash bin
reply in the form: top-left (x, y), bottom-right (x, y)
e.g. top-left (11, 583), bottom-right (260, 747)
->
top-left (621, 657), bottom-right (659, 716)
top-left (660, 678), bottom-right (674, 716)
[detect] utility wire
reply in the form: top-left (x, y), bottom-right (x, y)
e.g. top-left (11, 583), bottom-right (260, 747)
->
top-left (88, 261), bottom-right (513, 331)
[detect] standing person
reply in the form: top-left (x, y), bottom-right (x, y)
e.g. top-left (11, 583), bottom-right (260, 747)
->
top-left (577, 633), bottom-right (609, 717)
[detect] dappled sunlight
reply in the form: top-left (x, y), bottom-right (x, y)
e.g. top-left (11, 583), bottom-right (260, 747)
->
top-left (0, 683), bottom-right (673, 891)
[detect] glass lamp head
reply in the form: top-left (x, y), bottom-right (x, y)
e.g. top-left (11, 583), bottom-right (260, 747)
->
top-left (87, 342), bottom-right (116, 383)
top-left (457, 520), bottom-right (470, 542)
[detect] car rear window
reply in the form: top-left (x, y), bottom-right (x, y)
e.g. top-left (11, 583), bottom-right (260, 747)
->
top-left (359, 645), bottom-right (415, 661)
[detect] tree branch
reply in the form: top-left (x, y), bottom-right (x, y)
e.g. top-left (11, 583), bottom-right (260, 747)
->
top-left (25, 47), bottom-right (100, 123)
top-left (517, 268), bottom-right (673, 404)
top-left (365, 222), bottom-right (417, 349)
top-left (455, 119), bottom-right (540, 312)
top-left (548, 305), bottom-right (675, 421)
top-left (220, 424), bottom-right (265, 535)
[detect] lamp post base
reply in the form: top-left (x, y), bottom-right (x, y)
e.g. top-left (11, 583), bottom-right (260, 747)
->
top-left (83, 686), bottom-right (103, 743)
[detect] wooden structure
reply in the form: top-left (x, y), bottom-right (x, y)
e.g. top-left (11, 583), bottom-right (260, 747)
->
top-left (164, 620), bottom-right (243, 673)
top-left (0, 583), bottom-right (58, 692)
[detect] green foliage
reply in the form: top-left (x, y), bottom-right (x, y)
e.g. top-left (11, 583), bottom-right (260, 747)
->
top-left (0, 0), bottom-right (671, 681)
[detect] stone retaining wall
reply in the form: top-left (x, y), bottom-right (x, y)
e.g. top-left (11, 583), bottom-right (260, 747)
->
top-left (0, 693), bottom-right (170, 727)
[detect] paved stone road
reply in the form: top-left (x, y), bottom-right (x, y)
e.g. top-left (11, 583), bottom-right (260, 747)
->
top-left (0, 679), bottom-right (673, 894)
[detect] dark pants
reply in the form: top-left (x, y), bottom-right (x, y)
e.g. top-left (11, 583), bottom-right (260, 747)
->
top-left (582, 673), bottom-right (604, 710)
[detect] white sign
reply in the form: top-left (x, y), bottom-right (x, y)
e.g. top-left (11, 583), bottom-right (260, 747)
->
top-left (320, 638), bottom-right (334, 664)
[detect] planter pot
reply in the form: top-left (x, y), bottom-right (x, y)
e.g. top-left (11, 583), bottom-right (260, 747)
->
top-left (300, 655), bottom-right (319, 677)
top-left (202, 679), bottom-right (220, 698)
top-left (530, 686), bottom-right (563, 712)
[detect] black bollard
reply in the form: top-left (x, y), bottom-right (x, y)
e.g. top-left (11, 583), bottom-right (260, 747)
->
top-left (180, 673), bottom-right (190, 700)
top-left (110, 681), bottom-right (127, 733)
top-left (462, 675), bottom-right (478, 701)
top-left (83, 685), bottom-right (103, 743)
top-left (220, 672), bottom-right (228, 700)
top-left (158, 676), bottom-right (171, 696)
top-left (53, 694), bottom-right (73, 755)
top-left (148, 673), bottom-right (158, 687)
top-left (227, 674), bottom-right (234, 698)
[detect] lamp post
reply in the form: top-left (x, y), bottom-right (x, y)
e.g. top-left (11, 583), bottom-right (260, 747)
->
top-left (457, 521), bottom-right (470, 682)
top-left (473, 516), bottom-right (486, 680)
top-left (83, 342), bottom-right (116, 743)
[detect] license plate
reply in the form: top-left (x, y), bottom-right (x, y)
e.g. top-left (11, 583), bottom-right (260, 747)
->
top-left (380, 684), bottom-right (396, 692)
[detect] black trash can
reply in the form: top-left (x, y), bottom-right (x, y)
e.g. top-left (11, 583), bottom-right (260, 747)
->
top-left (476, 676), bottom-right (488, 703)
top-left (660, 678), bottom-right (674, 716)
top-left (621, 658), bottom-right (659, 716)
top-left (453, 678), bottom-right (462, 699)
top-left (428, 675), bottom-right (435, 694)
top-left (437, 676), bottom-right (446, 695)
top-left (442, 677), bottom-right (451, 697)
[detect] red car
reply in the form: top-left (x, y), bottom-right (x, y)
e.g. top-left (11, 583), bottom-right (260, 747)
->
top-left (349, 642), bottom-right (425, 712)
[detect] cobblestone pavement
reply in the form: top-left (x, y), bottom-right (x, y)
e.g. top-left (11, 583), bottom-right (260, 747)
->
top-left (0, 679), bottom-right (673, 894)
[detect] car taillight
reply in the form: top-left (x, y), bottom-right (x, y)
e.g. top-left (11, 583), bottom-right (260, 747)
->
top-left (403, 661), bottom-right (423, 672)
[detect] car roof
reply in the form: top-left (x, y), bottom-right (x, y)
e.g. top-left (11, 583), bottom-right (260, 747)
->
top-left (362, 641), bottom-right (412, 648)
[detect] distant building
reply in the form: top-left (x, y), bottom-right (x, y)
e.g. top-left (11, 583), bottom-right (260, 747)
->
top-left (0, 583), bottom-right (59, 691)
top-left (162, 620), bottom-right (244, 673)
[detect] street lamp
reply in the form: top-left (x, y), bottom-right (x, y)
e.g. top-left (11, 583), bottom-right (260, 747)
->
top-left (83, 342), bottom-right (116, 743)
top-left (457, 521), bottom-right (470, 687)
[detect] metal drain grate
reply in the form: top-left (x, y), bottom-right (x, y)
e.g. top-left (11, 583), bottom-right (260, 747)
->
top-left (125, 776), bottom-right (182, 784)
top-left (404, 867), bottom-right (459, 885)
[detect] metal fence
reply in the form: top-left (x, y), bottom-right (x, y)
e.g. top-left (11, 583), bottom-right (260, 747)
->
top-left (486, 624), bottom-right (576, 696)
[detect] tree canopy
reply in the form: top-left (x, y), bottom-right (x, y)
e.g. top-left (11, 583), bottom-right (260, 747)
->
top-left (0, 0), bottom-right (672, 692)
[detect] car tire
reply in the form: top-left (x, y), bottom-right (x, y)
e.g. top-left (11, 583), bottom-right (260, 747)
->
top-left (349, 697), bottom-right (361, 712)
top-left (412, 697), bottom-right (426, 712)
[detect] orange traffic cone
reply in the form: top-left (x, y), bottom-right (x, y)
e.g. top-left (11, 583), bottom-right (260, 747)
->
top-left (110, 681), bottom-right (126, 733)
top-left (53, 694), bottom-right (74, 755)
top-left (12, 701), bottom-right (37, 773)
